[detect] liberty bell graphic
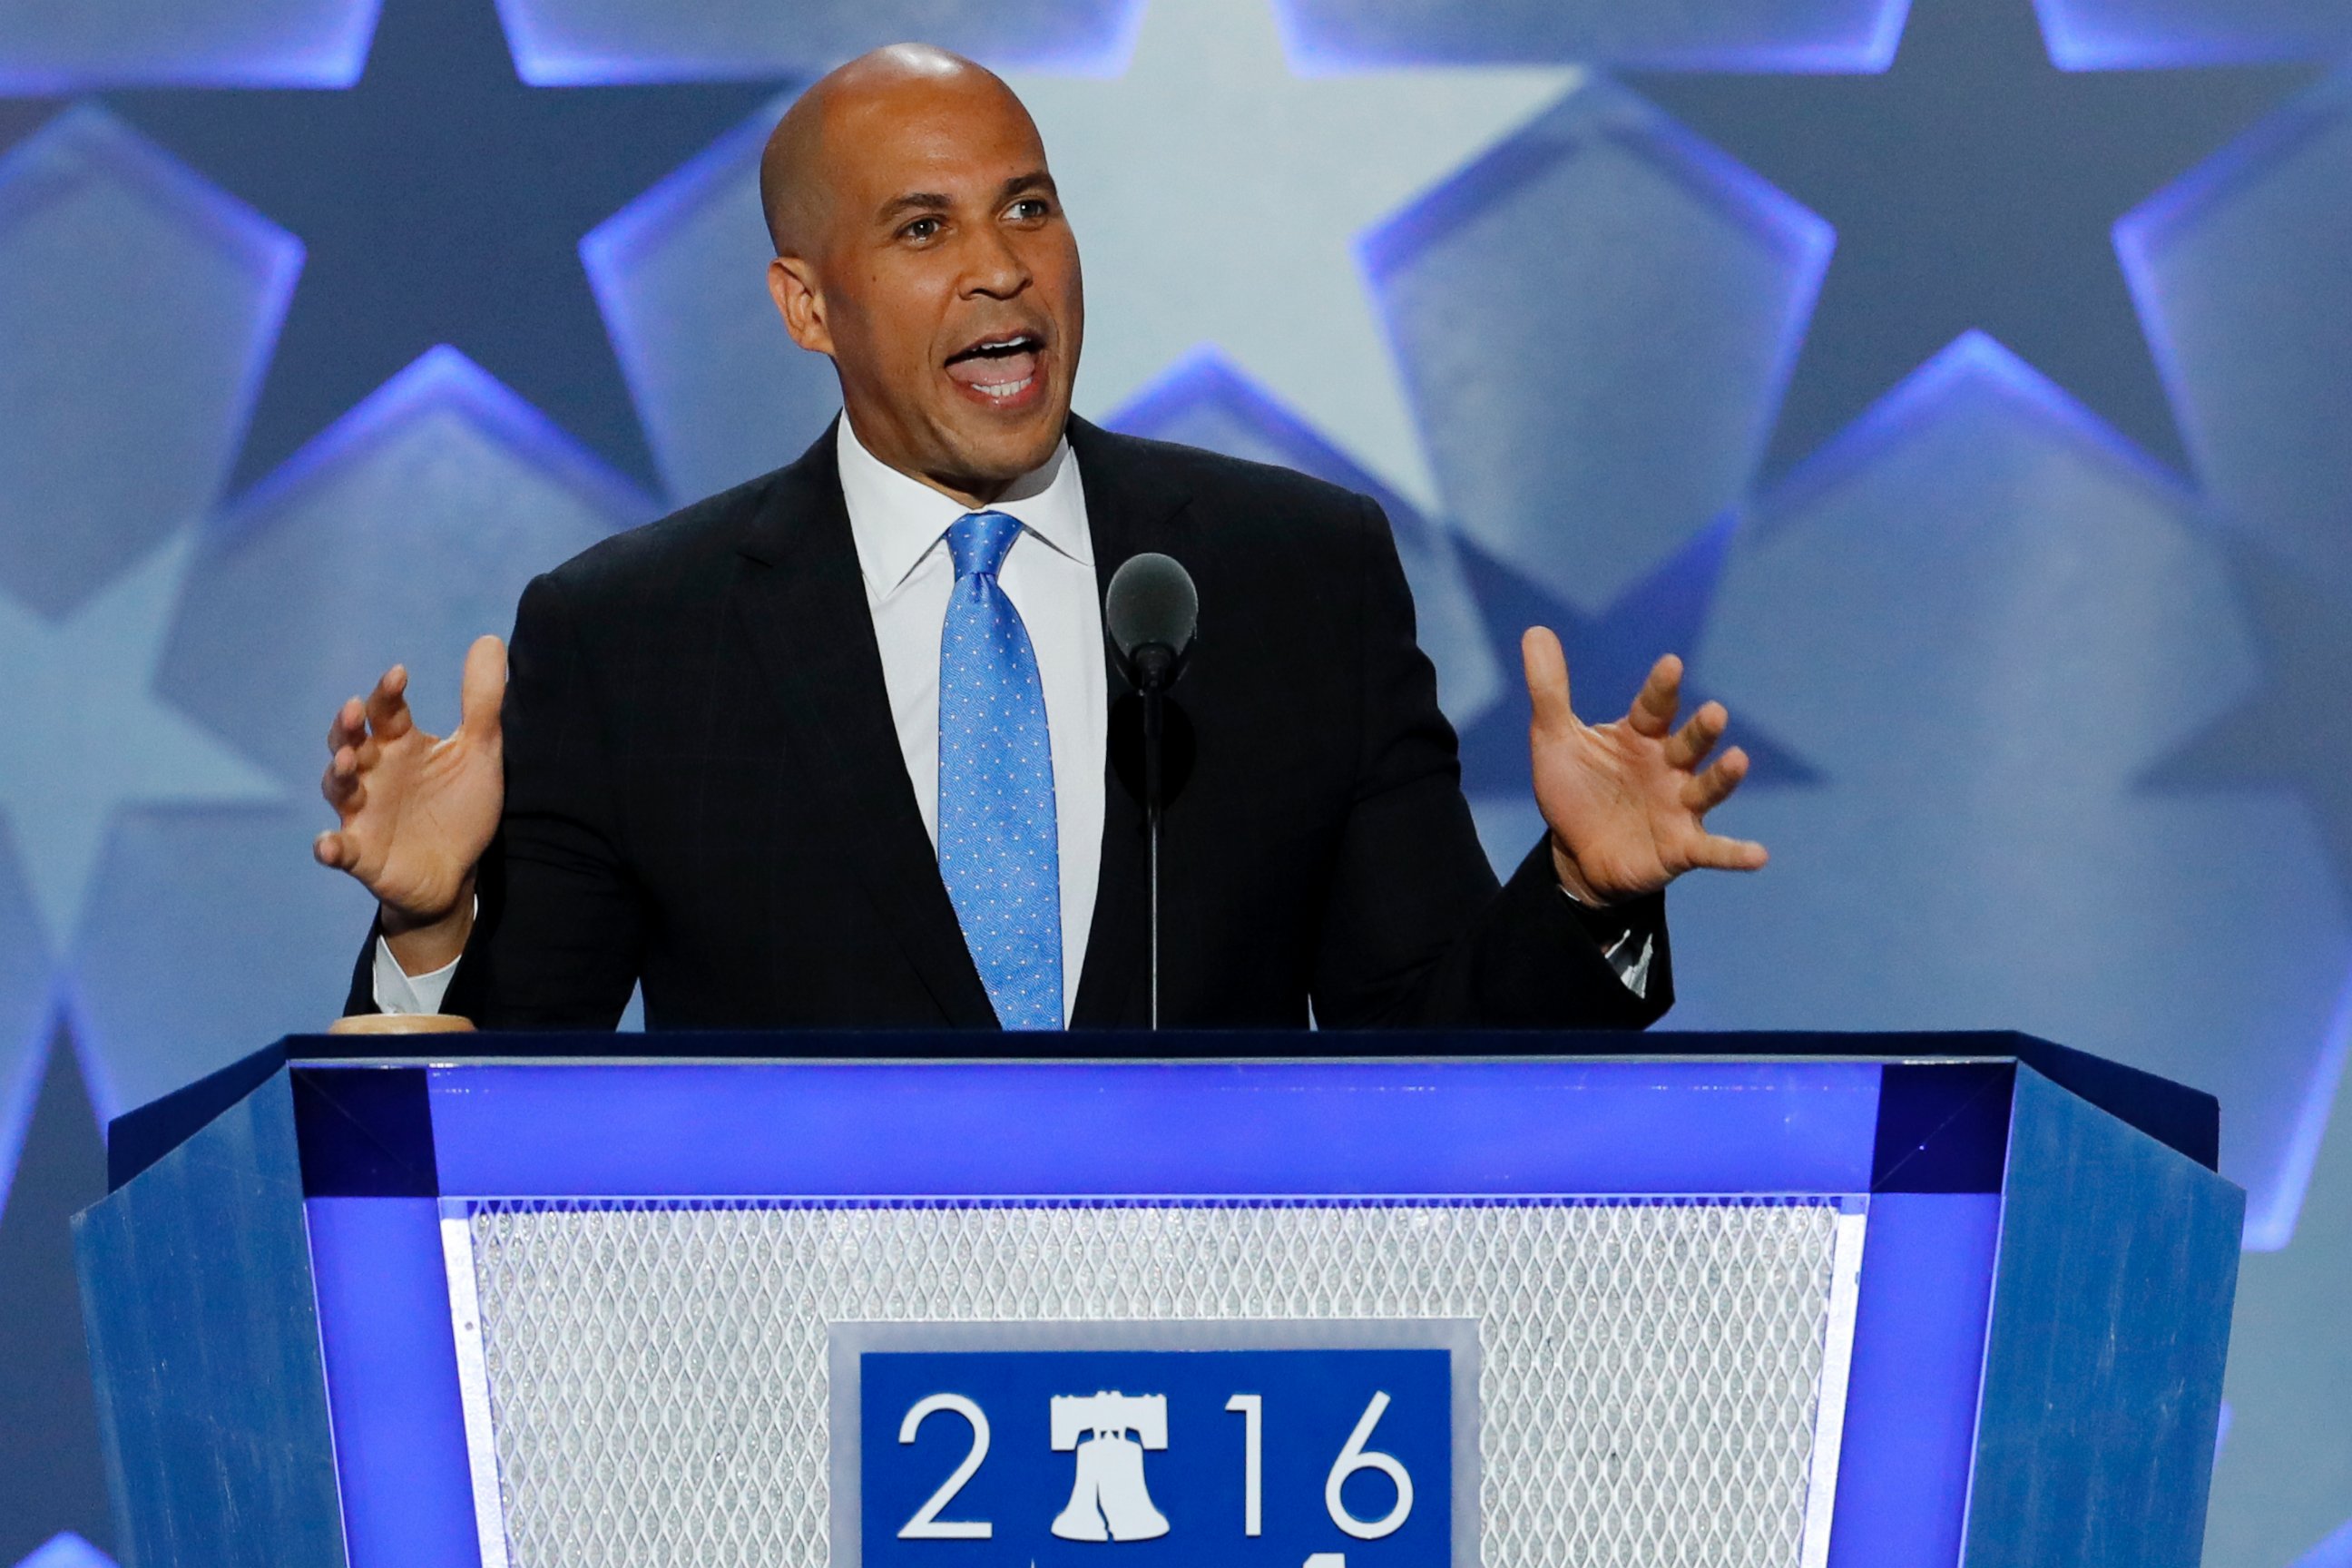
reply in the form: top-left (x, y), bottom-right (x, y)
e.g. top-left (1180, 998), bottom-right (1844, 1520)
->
top-left (1049, 1392), bottom-right (1171, 1542)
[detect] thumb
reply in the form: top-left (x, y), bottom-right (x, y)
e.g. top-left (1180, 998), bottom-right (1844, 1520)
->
top-left (457, 634), bottom-right (507, 745)
top-left (1521, 626), bottom-right (1574, 736)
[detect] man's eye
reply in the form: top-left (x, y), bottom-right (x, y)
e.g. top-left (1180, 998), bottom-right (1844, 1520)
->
top-left (902, 217), bottom-right (942, 241)
top-left (1008, 198), bottom-right (1052, 221)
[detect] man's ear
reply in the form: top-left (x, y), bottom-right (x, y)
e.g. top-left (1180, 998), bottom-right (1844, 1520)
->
top-left (768, 255), bottom-right (834, 355)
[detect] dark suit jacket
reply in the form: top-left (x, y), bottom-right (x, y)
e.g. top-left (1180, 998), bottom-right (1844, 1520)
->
top-left (346, 416), bottom-right (1671, 1030)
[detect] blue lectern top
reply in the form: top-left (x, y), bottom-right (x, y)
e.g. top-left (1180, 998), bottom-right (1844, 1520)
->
top-left (104, 1028), bottom-right (2218, 1195)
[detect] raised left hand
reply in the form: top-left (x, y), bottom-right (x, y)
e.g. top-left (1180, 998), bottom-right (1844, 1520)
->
top-left (1522, 626), bottom-right (1769, 906)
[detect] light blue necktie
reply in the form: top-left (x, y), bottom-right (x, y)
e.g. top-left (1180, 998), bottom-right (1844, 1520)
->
top-left (937, 511), bottom-right (1063, 1030)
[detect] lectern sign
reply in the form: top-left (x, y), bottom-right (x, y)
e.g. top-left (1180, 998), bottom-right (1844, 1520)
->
top-left (844, 1335), bottom-right (1465, 1568)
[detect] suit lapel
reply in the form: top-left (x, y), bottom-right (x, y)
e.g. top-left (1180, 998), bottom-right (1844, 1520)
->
top-left (1066, 417), bottom-right (1192, 1028)
top-left (731, 426), bottom-right (999, 1027)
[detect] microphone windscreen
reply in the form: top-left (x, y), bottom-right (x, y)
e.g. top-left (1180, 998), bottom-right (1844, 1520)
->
top-left (1105, 553), bottom-right (1199, 662)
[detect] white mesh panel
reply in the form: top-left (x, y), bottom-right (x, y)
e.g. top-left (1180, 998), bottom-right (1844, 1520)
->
top-left (461, 1199), bottom-right (1848, 1568)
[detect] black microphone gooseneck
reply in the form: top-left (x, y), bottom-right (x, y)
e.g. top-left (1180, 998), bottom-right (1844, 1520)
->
top-left (1104, 554), bottom-right (1199, 1028)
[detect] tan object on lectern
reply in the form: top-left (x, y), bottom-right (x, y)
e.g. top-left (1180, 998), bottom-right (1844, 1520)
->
top-left (327, 1013), bottom-right (476, 1034)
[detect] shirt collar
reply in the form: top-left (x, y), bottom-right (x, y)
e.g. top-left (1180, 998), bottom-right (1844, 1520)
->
top-left (836, 414), bottom-right (1093, 598)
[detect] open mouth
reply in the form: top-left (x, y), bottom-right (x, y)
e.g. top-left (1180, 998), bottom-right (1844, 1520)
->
top-left (945, 332), bottom-right (1047, 406)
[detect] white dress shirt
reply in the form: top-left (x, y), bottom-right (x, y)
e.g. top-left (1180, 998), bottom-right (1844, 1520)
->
top-left (377, 416), bottom-right (1106, 1021)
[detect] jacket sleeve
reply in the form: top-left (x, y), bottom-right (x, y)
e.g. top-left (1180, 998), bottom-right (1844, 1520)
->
top-left (1307, 495), bottom-right (1672, 1029)
top-left (340, 571), bottom-right (642, 1028)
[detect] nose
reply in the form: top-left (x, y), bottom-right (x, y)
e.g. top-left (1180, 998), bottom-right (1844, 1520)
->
top-left (961, 222), bottom-right (1032, 300)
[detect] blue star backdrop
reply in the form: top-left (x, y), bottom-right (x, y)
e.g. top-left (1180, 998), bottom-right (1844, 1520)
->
top-left (109, 0), bottom-right (779, 491)
top-left (3, 0), bottom-right (2351, 1563)
top-left (1625, 0), bottom-right (2317, 475)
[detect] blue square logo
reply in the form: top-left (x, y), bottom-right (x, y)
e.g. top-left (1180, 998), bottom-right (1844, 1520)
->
top-left (841, 1328), bottom-right (1465, 1568)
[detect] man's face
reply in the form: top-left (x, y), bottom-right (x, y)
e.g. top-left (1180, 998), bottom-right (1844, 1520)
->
top-left (770, 79), bottom-right (1084, 502)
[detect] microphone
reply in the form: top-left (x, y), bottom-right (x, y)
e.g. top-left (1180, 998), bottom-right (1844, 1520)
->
top-left (1105, 554), bottom-right (1197, 1030)
top-left (1105, 553), bottom-right (1198, 696)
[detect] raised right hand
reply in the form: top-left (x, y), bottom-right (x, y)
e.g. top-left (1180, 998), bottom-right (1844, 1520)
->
top-left (314, 635), bottom-right (506, 967)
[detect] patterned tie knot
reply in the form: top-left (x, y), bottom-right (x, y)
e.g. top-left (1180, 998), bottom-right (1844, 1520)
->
top-left (947, 511), bottom-right (1024, 581)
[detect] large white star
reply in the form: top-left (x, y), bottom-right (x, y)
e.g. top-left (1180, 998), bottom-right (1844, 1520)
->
top-left (1004, 0), bottom-right (1583, 511)
top-left (0, 532), bottom-right (283, 951)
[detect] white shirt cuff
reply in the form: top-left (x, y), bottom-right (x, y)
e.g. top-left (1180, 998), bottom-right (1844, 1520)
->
top-left (1563, 886), bottom-right (1653, 999)
top-left (370, 899), bottom-right (470, 1014)
top-left (1602, 926), bottom-right (1655, 999)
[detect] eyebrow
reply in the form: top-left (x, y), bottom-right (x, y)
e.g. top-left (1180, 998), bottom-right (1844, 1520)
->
top-left (874, 171), bottom-right (1058, 226)
top-left (998, 170), bottom-right (1057, 202)
top-left (876, 191), bottom-right (952, 224)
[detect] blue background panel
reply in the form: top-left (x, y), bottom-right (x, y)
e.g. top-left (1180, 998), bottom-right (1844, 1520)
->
top-left (1273, 0), bottom-right (1906, 70)
top-left (0, 106), bottom-right (296, 619)
top-left (495, 0), bottom-right (1147, 83)
top-left (1365, 78), bottom-right (1829, 619)
top-left (2122, 68), bottom-right (2352, 600)
top-left (2034, 0), bottom-right (2352, 66)
top-left (0, 0), bottom-right (377, 92)
top-left (153, 346), bottom-right (651, 789)
top-left (0, 839), bottom-right (55, 1210)
top-left (581, 96), bottom-right (840, 505)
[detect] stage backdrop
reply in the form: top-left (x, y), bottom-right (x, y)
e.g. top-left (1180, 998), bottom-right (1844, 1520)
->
top-left (2, 0), bottom-right (2348, 1562)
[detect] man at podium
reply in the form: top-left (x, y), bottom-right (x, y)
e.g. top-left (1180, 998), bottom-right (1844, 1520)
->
top-left (311, 44), bottom-right (1769, 1033)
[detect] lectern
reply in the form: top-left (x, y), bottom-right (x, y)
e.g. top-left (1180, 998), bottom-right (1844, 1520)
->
top-left (77, 1032), bottom-right (2239, 1568)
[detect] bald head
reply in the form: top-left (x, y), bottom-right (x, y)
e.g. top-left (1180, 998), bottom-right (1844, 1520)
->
top-left (760, 44), bottom-right (1029, 256)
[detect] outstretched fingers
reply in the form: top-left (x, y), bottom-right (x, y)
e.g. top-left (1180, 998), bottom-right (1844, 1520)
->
top-left (1681, 745), bottom-right (1750, 815)
top-left (320, 743), bottom-right (367, 812)
top-left (1627, 653), bottom-right (1683, 739)
top-left (1520, 626), bottom-right (1576, 737)
top-left (312, 828), bottom-right (355, 870)
top-left (1689, 833), bottom-right (1769, 872)
top-left (365, 663), bottom-right (414, 743)
top-left (1662, 701), bottom-right (1728, 771)
top-left (327, 694), bottom-right (367, 757)
top-left (1680, 741), bottom-right (1765, 871)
